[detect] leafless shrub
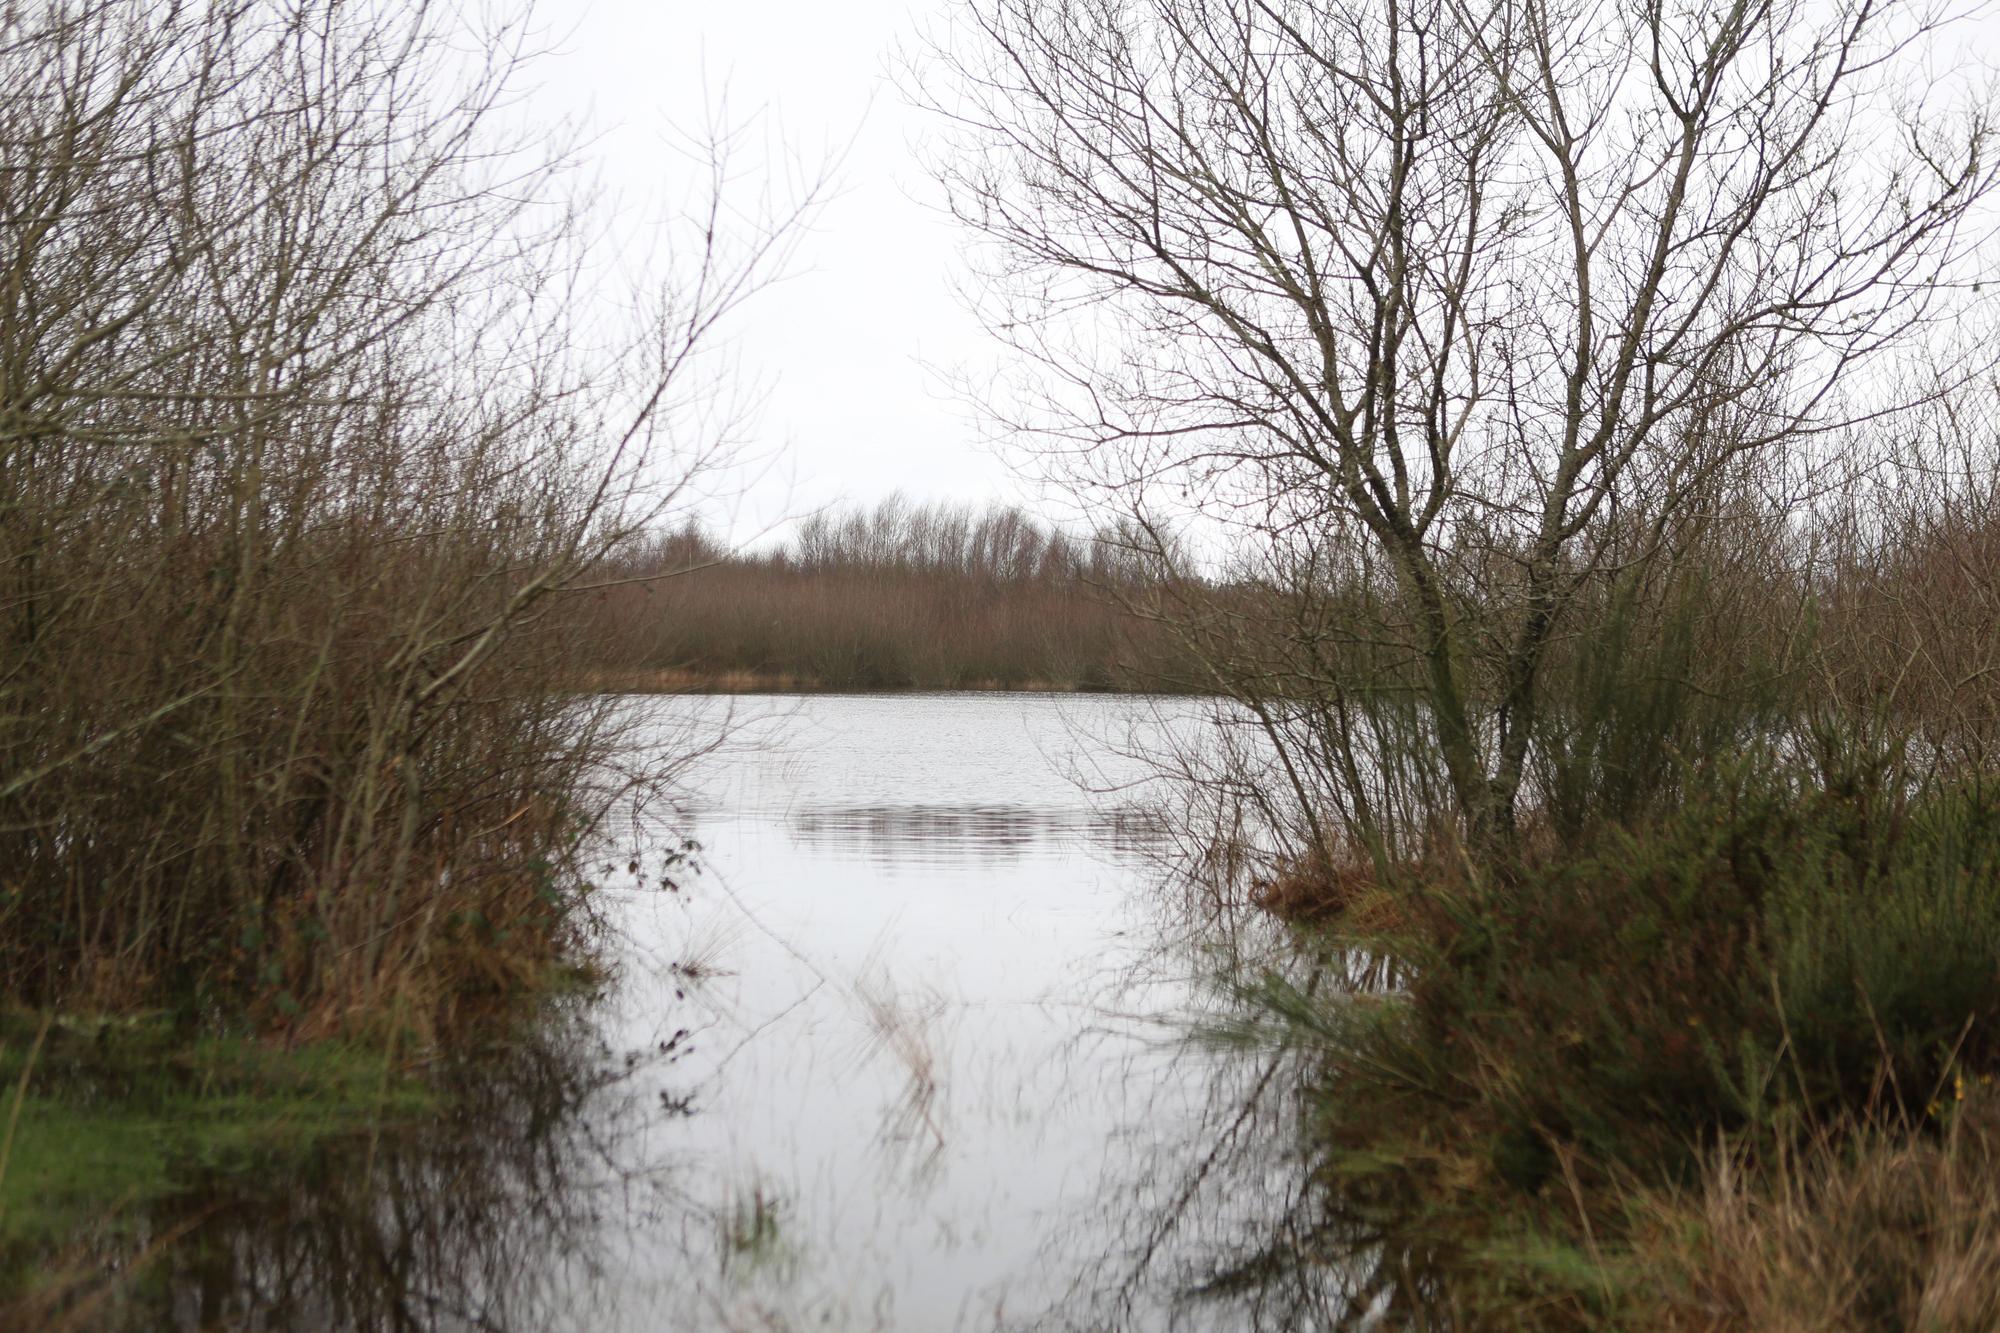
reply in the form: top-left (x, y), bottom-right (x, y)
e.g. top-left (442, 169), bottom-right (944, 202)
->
top-left (0, 0), bottom-right (813, 1034)
top-left (1814, 392), bottom-right (2000, 773)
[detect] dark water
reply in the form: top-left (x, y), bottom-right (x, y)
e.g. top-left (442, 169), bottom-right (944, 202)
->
top-left (72, 693), bottom-right (1396, 1330)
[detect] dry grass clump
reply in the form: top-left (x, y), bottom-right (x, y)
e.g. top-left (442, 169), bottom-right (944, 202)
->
top-left (1249, 848), bottom-right (1407, 933)
top-left (854, 972), bottom-right (948, 1153)
top-left (1647, 1100), bottom-right (2000, 1331)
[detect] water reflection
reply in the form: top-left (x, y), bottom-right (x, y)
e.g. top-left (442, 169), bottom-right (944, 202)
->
top-left (788, 802), bottom-right (1167, 863)
top-left (33, 1003), bottom-right (671, 1331)
top-left (1014, 941), bottom-right (1443, 1332)
top-left (37, 692), bottom-right (1393, 1330)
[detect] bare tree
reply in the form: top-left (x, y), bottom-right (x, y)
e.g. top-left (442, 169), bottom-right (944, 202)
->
top-left (924, 0), bottom-right (1999, 850)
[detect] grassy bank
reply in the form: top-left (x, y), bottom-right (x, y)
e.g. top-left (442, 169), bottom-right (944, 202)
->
top-left (0, 999), bottom-right (627, 1329)
top-left (1248, 734), bottom-right (2000, 1327)
top-left (0, 1013), bottom-right (438, 1320)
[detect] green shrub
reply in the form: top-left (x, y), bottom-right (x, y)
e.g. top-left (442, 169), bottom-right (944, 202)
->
top-left (1309, 733), bottom-right (2000, 1198)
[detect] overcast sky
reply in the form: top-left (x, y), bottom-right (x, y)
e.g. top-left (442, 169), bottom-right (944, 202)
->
top-left (535, 0), bottom-right (1015, 544)
top-left (531, 0), bottom-right (2000, 548)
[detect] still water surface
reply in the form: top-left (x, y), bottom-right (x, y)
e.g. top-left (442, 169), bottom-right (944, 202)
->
top-left (125, 693), bottom-right (1364, 1330)
top-left (588, 691), bottom-right (1296, 1330)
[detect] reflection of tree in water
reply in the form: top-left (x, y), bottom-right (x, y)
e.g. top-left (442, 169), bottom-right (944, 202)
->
top-left (76, 1002), bottom-right (680, 1332)
top-left (1019, 932), bottom-right (1451, 1332)
top-left (787, 802), bottom-right (1166, 864)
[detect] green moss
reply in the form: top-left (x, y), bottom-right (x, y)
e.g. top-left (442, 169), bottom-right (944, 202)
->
top-left (0, 1013), bottom-right (436, 1263)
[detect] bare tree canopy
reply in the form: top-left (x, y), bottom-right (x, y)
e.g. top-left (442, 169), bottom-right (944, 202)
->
top-left (925, 0), bottom-right (2000, 845)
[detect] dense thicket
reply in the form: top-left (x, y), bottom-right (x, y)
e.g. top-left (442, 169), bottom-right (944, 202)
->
top-left (0, 1), bottom-right (791, 1033)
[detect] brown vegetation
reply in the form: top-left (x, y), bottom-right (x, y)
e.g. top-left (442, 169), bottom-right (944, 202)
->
top-left (0, 1), bottom-right (806, 1037)
top-left (580, 497), bottom-right (1202, 691)
top-left (1247, 848), bottom-right (1408, 934)
top-left (1651, 1104), bottom-right (2000, 1331)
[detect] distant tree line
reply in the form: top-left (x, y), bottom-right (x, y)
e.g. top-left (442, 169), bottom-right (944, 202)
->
top-left (580, 495), bottom-right (1205, 691)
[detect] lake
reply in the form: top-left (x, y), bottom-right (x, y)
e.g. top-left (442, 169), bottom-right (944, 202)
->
top-left (98, 693), bottom-right (1374, 1330)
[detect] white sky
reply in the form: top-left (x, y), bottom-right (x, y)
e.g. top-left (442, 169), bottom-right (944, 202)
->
top-left (528, 0), bottom-right (2000, 550)
top-left (534, 0), bottom-right (1018, 545)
